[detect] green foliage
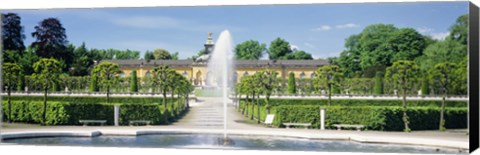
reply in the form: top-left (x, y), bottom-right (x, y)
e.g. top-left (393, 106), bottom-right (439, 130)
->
top-left (152, 48), bottom-right (174, 60)
top-left (421, 76), bottom-right (430, 96)
top-left (241, 98), bottom-right (467, 107)
top-left (286, 50), bottom-right (314, 60)
top-left (272, 105), bottom-right (466, 131)
top-left (93, 61), bottom-right (122, 103)
top-left (2, 13), bottom-right (26, 52)
top-left (70, 42), bottom-right (92, 76)
top-left (268, 37), bottom-right (292, 60)
top-left (234, 40), bottom-right (266, 60)
top-left (287, 72), bottom-right (296, 94)
top-left (314, 65), bottom-right (342, 105)
top-left (90, 74), bottom-right (99, 92)
top-left (130, 70), bottom-right (138, 92)
top-left (447, 14), bottom-right (468, 45)
top-left (332, 24), bottom-right (427, 77)
top-left (373, 72), bottom-right (384, 95)
top-left (1, 96), bottom-right (184, 125)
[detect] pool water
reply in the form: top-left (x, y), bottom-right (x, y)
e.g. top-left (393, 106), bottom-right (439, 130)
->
top-left (2, 134), bottom-right (467, 154)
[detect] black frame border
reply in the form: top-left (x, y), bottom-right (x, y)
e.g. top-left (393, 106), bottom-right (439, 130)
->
top-left (469, 2), bottom-right (479, 153)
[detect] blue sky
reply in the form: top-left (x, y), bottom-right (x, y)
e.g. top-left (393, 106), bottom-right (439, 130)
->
top-left (4, 2), bottom-right (468, 59)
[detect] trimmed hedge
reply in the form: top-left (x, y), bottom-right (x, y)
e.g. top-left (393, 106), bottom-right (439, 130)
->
top-left (243, 99), bottom-right (467, 107)
top-left (3, 96), bottom-right (176, 105)
top-left (2, 99), bottom-right (187, 125)
top-left (272, 105), bottom-right (467, 131)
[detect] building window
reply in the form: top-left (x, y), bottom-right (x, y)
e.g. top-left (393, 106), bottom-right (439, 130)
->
top-left (311, 73), bottom-right (315, 79)
top-left (182, 71), bottom-right (188, 78)
top-left (300, 72), bottom-right (306, 79)
top-left (120, 73), bottom-right (125, 77)
top-left (243, 71), bottom-right (249, 76)
top-left (145, 71), bottom-right (151, 77)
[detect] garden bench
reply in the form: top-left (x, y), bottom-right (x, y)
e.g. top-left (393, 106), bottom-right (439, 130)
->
top-left (282, 123), bottom-right (312, 129)
top-left (333, 124), bottom-right (365, 131)
top-left (79, 120), bottom-right (106, 126)
top-left (129, 120), bottom-right (152, 126)
top-left (258, 114), bottom-right (275, 127)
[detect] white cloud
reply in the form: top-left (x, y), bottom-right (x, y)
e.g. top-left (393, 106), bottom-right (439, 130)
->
top-left (431, 32), bottom-right (450, 40)
top-left (335, 23), bottom-right (359, 29)
top-left (416, 26), bottom-right (433, 34)
top-left (311, 25), bottom-right (332, 31)
top-left (304, 43), bottom-right (315, 49)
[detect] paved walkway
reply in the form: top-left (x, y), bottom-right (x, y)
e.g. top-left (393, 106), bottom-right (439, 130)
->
top-left (0, 97), bottom-right (470, 150)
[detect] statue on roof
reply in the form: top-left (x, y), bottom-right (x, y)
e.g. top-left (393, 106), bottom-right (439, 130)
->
top-left (196, 32), bottom-right (215, 62)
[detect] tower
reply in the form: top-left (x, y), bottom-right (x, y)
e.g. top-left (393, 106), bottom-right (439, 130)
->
top-left (204, 32), bottom-right (214, 54)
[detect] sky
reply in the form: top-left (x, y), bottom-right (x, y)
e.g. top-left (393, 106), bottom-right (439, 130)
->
top-left (3, 1), bottom-right (469, 59)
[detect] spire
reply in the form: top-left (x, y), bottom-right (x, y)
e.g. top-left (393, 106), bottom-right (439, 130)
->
top-left (206, 32), bottom-right (214, 45)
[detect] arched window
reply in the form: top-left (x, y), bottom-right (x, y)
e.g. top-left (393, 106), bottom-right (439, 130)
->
top-left (145, 71), bottom-right (151, 77)
top-left (182, 71), bottom-right (188, 78)
top-left (300, 72), bottom-right (306, 79)
top-left (310, 73), bottom-right (315, 79)
top-left (243, 71), bottom-right (249, 76)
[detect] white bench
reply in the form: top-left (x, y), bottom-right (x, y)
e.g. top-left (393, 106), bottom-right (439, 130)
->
top-left (262, 114), bottom-right (275, 127)
top-left (79, 120), bottom-right (106, 126)
top-left (129, 120), bottom-right (152, 126)
top-left (333, 124), bottom-right (365, 131)
top-left (283, 123), bottom-right (312, 129)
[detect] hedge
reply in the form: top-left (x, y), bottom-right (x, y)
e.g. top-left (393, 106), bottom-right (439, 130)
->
top-left (241, 99), bottom-right (467, 107)
top-left (272, 105), bottom-right (467, 131)
top-left (2, 100), bottom-right (187, 125)
top-left (3, 96), bottom-right (176, 105)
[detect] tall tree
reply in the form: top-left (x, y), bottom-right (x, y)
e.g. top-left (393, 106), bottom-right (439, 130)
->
top-left (268, 37), bottom-right (292, 60)
top-left (3, 63), bottom-right (22, 122)
top-left (373, 72), bottom-right (384, 95)
top-left (234, 40), bottom-right (266, 60)
top-left (93, 61), bottom-right (122, 103)
top-left (70, 43), bottom-right (92, 76)
top-left (334, 24), bottom-right (426, 77)
top-left (286, 50), bottom-right (314, 60)
top-left (385, 60), bottom-right (419, 132)
top-left (153, 65), bottom-right (175, 123)
top-left (31, 18), bottom-right (68, 59)
top-left (287, 72), bottom-right (296, 94)
top-left (258, 70), bottom-right (279, 114)
top-left (447, 14), bottom-right (468, 45)
top-left (144, 51), bottom-right (155, 60)
top-left (314, 65), bottom-right (342, 105)
top-left (153, 48), bottom-right (173, 60)
top-left (1, 13), bottom-right (25, 53)
top-left (130, 70), bottom-right (138, 92)
top-left (32, 58), bottom-right (62, 125)
top-left (430, 62), bottom-right (458, 131)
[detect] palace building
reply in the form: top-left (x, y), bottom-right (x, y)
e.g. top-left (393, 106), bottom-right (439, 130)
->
top-left (104, 33), bottom-right (329, 86)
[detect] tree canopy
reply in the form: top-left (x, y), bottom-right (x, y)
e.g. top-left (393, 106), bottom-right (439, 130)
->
top-left (235, 40), bottom-right (266, 60)
top-left (2, 13), bottom-right (25, 53)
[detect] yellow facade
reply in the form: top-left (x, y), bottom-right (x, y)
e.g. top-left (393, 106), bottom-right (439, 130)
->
top-left (118, 65), bottom-right (320, 86)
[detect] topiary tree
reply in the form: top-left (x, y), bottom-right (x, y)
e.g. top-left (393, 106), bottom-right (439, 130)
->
top-left (3, 63), bottom-right (22, 122)
top-left (93, 61), bottom-right (122, 103)
top-left (385, 60), bottom-right (419, 132)
top-left (421, 76), bottom-right (430, 97)
top-left (258, 70), bottom-right (279, 114)
top-left (152, 65), bottom-right (175, 123)
top-left (374, 72), bottom-right (384, 95)
top-left (32, 58), bottom-right (62, 125)
top-left (89, 74), bottom-right (99, 92)
top-left (430, 62), bottom-right (457, 131)
top-left (130, 70), bottom-right (138, 92)
top-left (314, 65), bottom-right (342, 105)
top-left (287, 72), bottom-right (296, 94)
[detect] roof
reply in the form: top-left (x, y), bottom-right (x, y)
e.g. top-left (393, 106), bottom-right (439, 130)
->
top-left (102, 59), bottom-right (329, 68)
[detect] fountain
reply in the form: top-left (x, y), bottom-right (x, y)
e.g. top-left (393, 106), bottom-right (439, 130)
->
top-left (207, 30), bottom-right (235, 145)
